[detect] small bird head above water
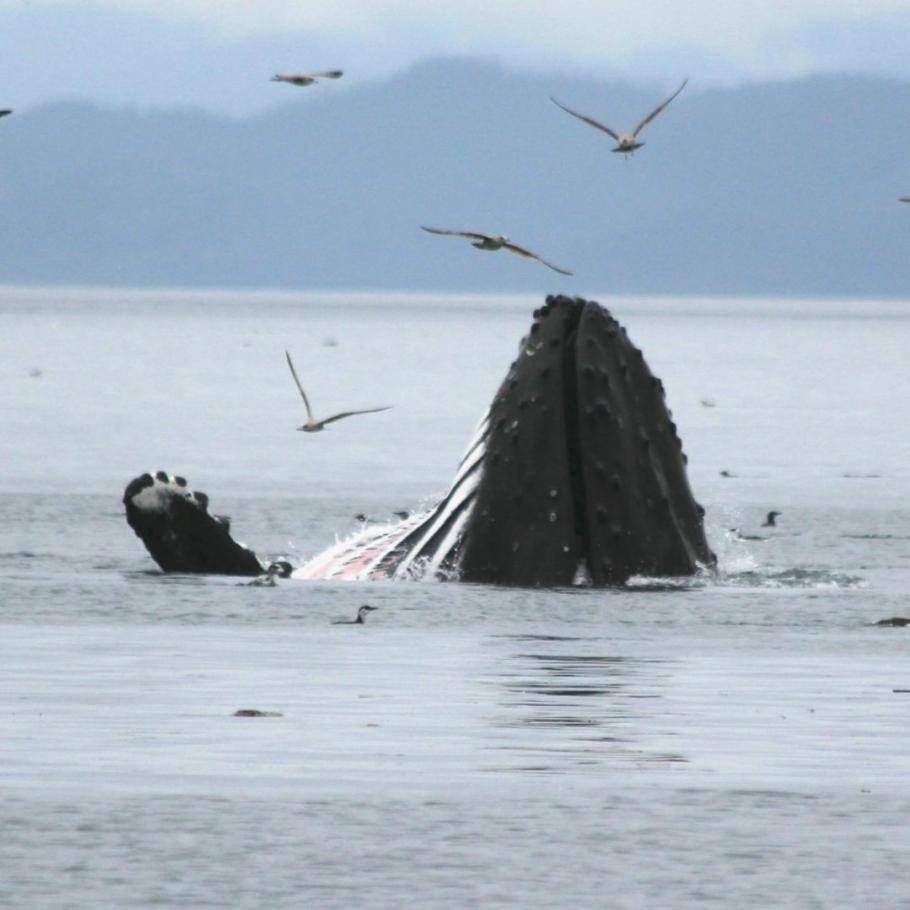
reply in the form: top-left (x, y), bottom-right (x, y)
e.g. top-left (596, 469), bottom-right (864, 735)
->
top-left (763, 510), bottom-right (781, 527)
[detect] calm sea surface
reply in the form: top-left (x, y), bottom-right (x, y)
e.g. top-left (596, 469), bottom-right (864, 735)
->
top-left (1, 287), bottom-right (909, 909)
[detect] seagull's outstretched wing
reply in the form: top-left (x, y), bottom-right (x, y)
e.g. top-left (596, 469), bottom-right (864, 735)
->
top-left (0, 110), bottom-right (11, 118)
top-left (632, 78), bottom-right (688, 137)
top-left (501, 240), bottom-right (573, 276)
top-left (321, 406), bottom-right (392, 427)
top-left (550, 98), bottom-right (620, 141)
top-left (313, 70), bottom-right (343, 79)
top-left (285, 350), bottom-right (314, 421)
top-left (900, 197), bottom-right (910, 203)
top-left (421, 226), bottom-right (491, 242)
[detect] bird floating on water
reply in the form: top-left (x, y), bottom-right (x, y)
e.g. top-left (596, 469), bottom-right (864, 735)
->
top-left (333, 605), bottom-right (378, 625)
top-left (285, 351), bottom-right (391, 432)
top-left (271, 71), bottom-right (343, 87)
top-left (246, 572), bottom-right (277, 588)
top-left (420, 226), bottom-right (573, 275)
top-left (550, 78), bottom-right (688, 155)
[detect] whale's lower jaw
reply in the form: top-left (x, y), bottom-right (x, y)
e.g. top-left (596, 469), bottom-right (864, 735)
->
top-left (122, 296), bottom-right (714, 587)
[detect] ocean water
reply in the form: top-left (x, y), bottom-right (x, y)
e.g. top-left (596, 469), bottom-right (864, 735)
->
top-left (2, 287), bottom-right (910, 909)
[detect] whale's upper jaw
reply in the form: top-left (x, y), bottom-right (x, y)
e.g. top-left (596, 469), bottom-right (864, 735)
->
top-left (453, 295), bottom-right (713, 587)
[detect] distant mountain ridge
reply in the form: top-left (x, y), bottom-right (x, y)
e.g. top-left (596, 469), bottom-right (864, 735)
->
top-left (1, 58), bottom-right (909, 297)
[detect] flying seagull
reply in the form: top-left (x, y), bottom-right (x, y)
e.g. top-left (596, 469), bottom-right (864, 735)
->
top-left (285, 350), bottom-right (391, 433)
top-left (550, 78), bottom-right (688, 155)
top-left (271, 71), bottom-right (343, 87)
top-left (332, 605), bottom-right (378, 625)
top-left (420, 226), bottom-right (573, 275)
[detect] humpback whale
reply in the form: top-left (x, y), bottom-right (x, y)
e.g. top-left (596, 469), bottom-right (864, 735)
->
top-left (124, 296), bottom-right (714, 587)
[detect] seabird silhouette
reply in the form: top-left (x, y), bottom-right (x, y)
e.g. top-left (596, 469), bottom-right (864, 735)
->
top-left (550, 78), bottom-right (688, 155)
top-left (285, 350), bottom-right (391, 432)
top-left (271, 71), bottom-right (343, 87)
top-left (332, 605), bottom-right (378, 625)
top-left (420, 226), bottom-right (572, 275)
top-left (762, 511), bottom-right (781, 527)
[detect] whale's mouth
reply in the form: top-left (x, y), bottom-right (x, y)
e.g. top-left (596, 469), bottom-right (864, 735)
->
top-left (453, 296), bottom-right (713, 587)
top-left (122, 296), bottom-right (713, 588)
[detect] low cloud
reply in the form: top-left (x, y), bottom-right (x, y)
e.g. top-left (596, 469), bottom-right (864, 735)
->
top-left (2, 0), bottom-right (909, 113)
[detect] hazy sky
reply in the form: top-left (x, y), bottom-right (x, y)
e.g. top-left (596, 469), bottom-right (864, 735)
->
top-left (3, 0), bottom-right (910, 113)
